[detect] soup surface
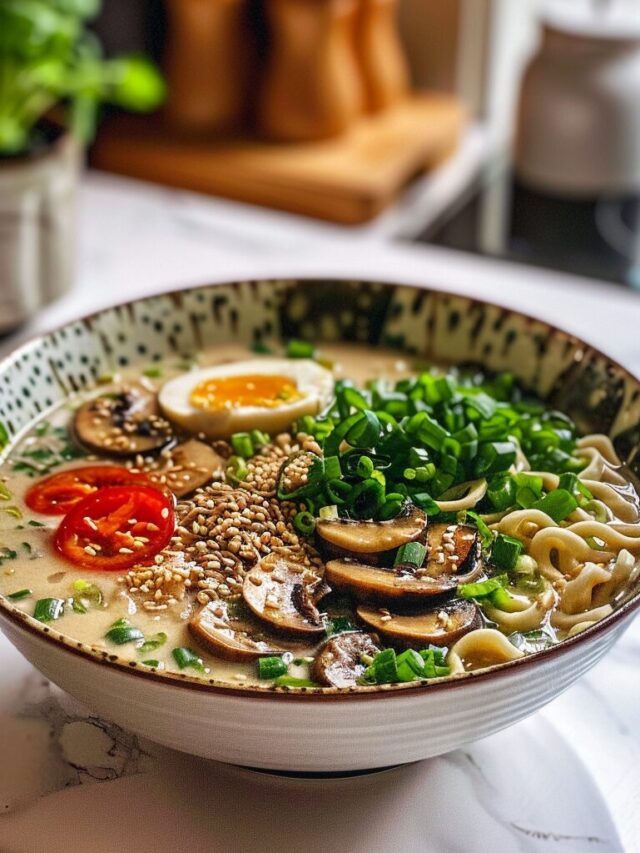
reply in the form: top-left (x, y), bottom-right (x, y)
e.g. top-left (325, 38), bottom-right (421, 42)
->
top-left (1, 342), bottom-right (638, 690)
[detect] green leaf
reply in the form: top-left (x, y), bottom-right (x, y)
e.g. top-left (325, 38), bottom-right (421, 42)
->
top-left (107, 56), bottom-right (166, 112)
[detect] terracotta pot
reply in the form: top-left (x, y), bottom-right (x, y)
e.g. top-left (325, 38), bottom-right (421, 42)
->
top-left (355, 0), bottom-right (410, 113)
top-left (259, 0), bottom-right (364, 141)
top-left (0, 124), bottom-right (80, 334)
top-left (163, 0), bottom-right (253, 135)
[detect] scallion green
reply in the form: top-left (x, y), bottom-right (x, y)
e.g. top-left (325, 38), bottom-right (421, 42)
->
top-left (34, 597), bottom-right (65, 622)
top-left (257, 656), bottom-right (288, 679)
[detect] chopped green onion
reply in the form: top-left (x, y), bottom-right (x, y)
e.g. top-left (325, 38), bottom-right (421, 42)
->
top-left (226, 455), bottom-right (249, 483)
top-left (371, 648), bottom-right (398, 683)
top-left (395, 649), bottom-right (425, 682)
top-left (250, 429), bottom-right (270, 450)
top-left (558, 472), bottom-right (593, 501)
top-left (323, 456), bottom-right (342, 480)
top-left (293, 510), bottom-right (316, 536)
top-left (172, 647), bottom-right (206, 673)
top-left (458, 574), bottom-right (508, 600)
top-left (3, 505), bottom-right (23, 519)
top-left (474, 441), bottom-right (517, 477)
top-left (34, 598), bottom-right (65, 622)
top-left (487, 473), bottom-right (516, 511)
top-left (346, 410), bottom-right (381, 449)
top-left (138, 632), bottom-right (168, 653)
top-left (356, 455), bottom-right (374, 478)
top-left (488, 586), bottom-right (525, 613)
top-left (257, 656), bottom-right (288, 679)
top-left (141, 659), bottom-right (161, 668)
top-left (287, 339), bottom-right (316, 359)
top-left (71, 579), bottom-right (103, 609)
top-left (105, 625), bottom-right (145, 645)
top-left (273, 676), bottom-right (317, 687)
top-left (532, 489), bottom-right (578, 522)
top-left (394, 541), bottom-right (427, 569)
top-left (466, 511), bottom-right (493, 551)
top-left (492, 533), bottom-right (524, 570)
top-left (143, 366), bottom-right (163, 378)
top-left (378, 498), bottom-right (404, 520)
top-left (7, 588), bottom-right (32, 601)
top-left (583, 500), bottom-right (608, 523)
top-left (250, 340), bottom-right (272, 354)
top-left (231, 432), bottom-right (254, 459)
top-left (319, 504), bottom-right (339, 520)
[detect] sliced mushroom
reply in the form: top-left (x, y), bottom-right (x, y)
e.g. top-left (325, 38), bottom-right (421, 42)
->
top-left (325, 559), bottom-right (459, 602)
top-left (311, 631), bottom-right (382, 688)
top-left (148, 439), bottom-right (225, 497)
top-left (189, 600), bottom-right (317, 662)
top-left (75, 387), bottom-right (173, 456)
top-left (243, 553), bottom-right (329, 636)
top-left (425, 523), bottom-right (481, 578)
top-left (357, 600), bottom-right (481, 646)
top-left (316, 505), bottom-right (427, 560)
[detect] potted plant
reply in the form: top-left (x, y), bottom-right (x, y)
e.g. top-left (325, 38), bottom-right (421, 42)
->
top-left (0, 0), bottom-right (165, 333)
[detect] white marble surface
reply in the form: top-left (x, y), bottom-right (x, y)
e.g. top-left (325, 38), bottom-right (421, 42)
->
top-left (1, 172), bottom-right (640, 853)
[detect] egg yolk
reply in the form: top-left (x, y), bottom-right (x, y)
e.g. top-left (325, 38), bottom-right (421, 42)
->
top-left (190, 374), bottom-right (303, 411)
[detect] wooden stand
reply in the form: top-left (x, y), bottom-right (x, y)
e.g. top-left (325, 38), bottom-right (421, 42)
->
top-left (91, 93), bottom-right (465, 224)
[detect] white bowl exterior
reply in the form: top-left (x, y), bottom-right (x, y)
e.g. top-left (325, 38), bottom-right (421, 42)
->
top-left (0, 613), bottom-right (630, 771)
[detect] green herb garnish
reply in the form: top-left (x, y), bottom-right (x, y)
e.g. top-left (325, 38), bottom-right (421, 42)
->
top-left (257, 656), bottom-right (288, 680)
top-left (7, 588), bottom-right (32, 601)
top-left (34, 597), bottom-right (65, 622)
top-left (138, 632), bottom-right (168, 654)
top-left (172, 647), bottom-right (206, 673)
top-left (286, 339), bottom-right (316, 359)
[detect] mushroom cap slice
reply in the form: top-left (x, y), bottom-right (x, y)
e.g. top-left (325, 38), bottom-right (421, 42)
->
top-left (148, 439), bottom-right (225, 498)
top-left (189, 600), bottom-right (317, 662)
top-left (74, 387), bottom-right (173, 456)
top-left (424, 523), bottom-right (481, 578)
top-left (312, 632), bottom-right (382, 688)
top-left (243, 553), bottom-right (329, 636)
top-left (325, 559), bottom-right (460, 602)
top-left (316, 505), bottom-right (427, 558)
top-left (357, 600), bottom-right (481, 646)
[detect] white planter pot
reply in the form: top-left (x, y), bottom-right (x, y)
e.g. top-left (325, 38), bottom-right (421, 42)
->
top-left (0, 126), bottom-right (81, 333)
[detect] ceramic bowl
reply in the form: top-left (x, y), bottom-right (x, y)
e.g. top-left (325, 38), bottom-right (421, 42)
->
top-left (1, 278), bottom-right (639, 772)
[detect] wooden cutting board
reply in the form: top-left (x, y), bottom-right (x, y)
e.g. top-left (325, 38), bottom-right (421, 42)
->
top-left (91, 93), bottom-right (465, 224)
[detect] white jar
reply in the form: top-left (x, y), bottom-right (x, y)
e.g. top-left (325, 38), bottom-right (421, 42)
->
top-left (0, 124), bottom-right (80, 334)
top-left (515, 5), bottom-right (640, 196)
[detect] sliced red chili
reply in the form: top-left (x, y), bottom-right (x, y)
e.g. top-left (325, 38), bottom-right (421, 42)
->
top-left (26, 465), bottom-right (152, 515)
top-left (54, 485), bottom-right (175, 571)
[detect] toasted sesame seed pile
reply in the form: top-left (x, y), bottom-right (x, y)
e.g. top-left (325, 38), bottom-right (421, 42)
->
top-left (241, 432), bottom-right (321, 496)
top-left (121, 433), bottom-right (324, 610)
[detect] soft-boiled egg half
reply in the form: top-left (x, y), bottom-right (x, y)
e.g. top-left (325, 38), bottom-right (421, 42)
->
top-left (158, 358), bottom-right (334, 439)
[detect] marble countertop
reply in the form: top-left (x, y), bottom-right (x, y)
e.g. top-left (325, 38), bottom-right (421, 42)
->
top-left (1, 171), bottom-right (640, 853)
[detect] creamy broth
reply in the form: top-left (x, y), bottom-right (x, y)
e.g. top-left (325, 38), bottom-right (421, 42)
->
top-left (1, 343), bottom-right (639, 689)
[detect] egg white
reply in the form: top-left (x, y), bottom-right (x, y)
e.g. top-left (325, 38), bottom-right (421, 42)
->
top-left (158, 358), bottom-right (334, 439)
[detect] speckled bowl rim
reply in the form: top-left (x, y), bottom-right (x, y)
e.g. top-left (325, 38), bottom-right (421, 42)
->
top-left (0, 276), bottom-right (639, 702)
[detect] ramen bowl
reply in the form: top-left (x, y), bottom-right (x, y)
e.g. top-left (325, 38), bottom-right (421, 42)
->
top-left (0, 278), bottom-right (639, 771)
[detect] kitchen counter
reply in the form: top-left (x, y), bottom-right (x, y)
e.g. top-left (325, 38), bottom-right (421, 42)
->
top-left (1, 172), bottom-right (639, 853)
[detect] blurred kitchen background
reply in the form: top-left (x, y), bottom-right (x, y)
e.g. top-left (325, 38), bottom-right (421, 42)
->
top-left (2, 0), bottom-right (640, 334)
